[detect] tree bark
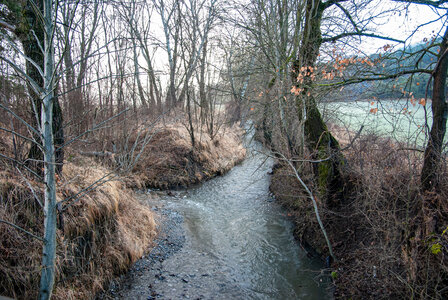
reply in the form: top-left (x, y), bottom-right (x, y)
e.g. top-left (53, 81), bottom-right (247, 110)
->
top-left (17, 0), bottom-right (64, 175)
top-left (293, 0), bottom-right (345, 206)
top-left (421, 26), bottom-right (448, 192)
top-left (38, 1), bottom-right (58, 298)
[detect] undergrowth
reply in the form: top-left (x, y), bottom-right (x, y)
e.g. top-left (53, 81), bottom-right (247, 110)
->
top-left (0, 159), bottom-right (156, 299)
top-left (270, 130), bottom-right (448, 299)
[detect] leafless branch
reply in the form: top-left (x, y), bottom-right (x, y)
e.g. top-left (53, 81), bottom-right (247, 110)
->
top-left (0, 219), bottom-right (45, 242)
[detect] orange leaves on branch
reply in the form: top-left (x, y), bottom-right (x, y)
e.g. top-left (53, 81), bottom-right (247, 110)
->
top-left (416, 82), bottom-right (420, 86)
top-left (370, 108), bottom-right (378, 114)
top-left (419, 98), bottom-right (426, 106)
top-left (291, 86), bottom-right (302, 96)
top-left (322, 70), bottom-right (335, 80)
top-left (410, 95), bottom-right (416, 106)
top-left (295, 66), bottom-right (316, 83)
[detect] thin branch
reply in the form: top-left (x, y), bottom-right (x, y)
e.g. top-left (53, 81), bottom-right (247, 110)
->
top-left (322, 32), bottom-right (405, 44)
top-left (0, 20), bottom-right (16, 31)
top-left (0, 127), bottom-right (41, 145)
top-left (319, 68), bottom-right (433, 88)
top-left (0, 55), bottom-right (44, 96)
top-left (277, 152), bottom-right (337, 262)
top-left (334, 2), bottom-right (359, 33)
top-left (61, 170), bottom-right (119, 209)
top-left (16, 167), bottom-right (44, 209)
top-left (0, 219), bottom-right (45, 242)
top-left (0, 32), bottom-right (45, 78)
top-left (57, 108), bottom-right (129, 150)
top-left (0, 103), bottom-right (41, 137)
top-left (393, 0), bottom-right (448, 8)
top-left (31, 29), bottom-right (45, 55)
top-left (0, 153), bottom-right (43, 180)
top-left (341, 125), bottom-right (364, 151)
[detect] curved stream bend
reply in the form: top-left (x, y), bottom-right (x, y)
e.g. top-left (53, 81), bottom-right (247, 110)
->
top-left (113, 138), bottom-right (329, 299)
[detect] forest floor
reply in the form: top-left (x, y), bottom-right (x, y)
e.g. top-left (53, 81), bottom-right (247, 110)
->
top-left (0, 121), bottom-right (246, 299)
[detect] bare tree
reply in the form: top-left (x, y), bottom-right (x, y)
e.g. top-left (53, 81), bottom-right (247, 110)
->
top-left (60, 0), bottom-right (101, 135)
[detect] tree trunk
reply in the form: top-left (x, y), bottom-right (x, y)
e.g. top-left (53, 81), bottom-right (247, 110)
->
top-left (421, 26), bottom-right (448, 192)
top-left (186, 87), bottom-right (195, 149)
top-left (199, 40), bottom-right (208, 126)
top-left (38, 1), bottom-right (58, 298)
top-left (19, 0), bottom-right (64, 175)
top-left (293, 0), bottom-right (345, 206)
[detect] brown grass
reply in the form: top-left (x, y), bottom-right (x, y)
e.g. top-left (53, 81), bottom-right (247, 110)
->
top-left (0, 119), bottom-right (245, 299)
top-left (270, 127), bottom-right (448, 299)
top-left (0, 158), bottom-right (156, 299)
top-left (128, 122), bottom-right (246, 189)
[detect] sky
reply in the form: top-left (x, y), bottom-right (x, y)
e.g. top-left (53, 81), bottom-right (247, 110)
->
top-left (363, 1), bottom-right (447, 53)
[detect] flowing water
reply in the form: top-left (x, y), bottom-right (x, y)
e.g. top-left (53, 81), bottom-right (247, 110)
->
top-left (114, 133), bottom-right (330, 300)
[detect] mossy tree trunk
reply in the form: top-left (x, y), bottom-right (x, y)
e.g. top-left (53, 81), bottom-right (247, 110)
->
top-left (292, 0), bottom-right (345, 206)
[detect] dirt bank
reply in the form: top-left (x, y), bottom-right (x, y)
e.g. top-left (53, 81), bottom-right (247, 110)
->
top-left (128, 124), bottom-right (246, 190)
top-left (269, 125), bottom-right (448, 299)
top-left (0, 159), bottom-right (157, 299)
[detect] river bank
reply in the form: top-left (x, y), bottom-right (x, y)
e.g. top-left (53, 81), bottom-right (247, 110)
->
top-left (0, 122), bottom-right (246, 299)
top-left (101, 137), bottom-right (329, 299)
top-left (269, 124), bottom-right (448, 299)
top-left (126, 124), bottom-right (246, 189)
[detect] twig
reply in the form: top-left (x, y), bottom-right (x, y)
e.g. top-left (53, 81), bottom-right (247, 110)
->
top-left (396, 147), bottom-right (425, 153)
top-left (276, 152), bottom-right (336, 262)
top-left (0, 126), bottom-right (41, 145)
top-left (0, 153), bottom-right (43, 180)
top-left (0, 103), bottom-right (41, 137)
top-left (15, 167), bottom-right (43, 209)
top-left (61, 170), bottom-right (119, 210)
top-left (57, 108), bottom-right (129, 150)
top-left (0, 219), bottom-right (45, 242)
top-left (341, 125), bottom-right (364, 151)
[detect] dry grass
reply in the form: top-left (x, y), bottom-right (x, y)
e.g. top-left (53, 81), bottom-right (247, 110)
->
top-left (0, 158), bottom-right (156, 299)
top-left (0, 119), bottom-right (245, 299)
top-left (270, 127), bottom-right (448, 299)
top-left (128, 122), bottom-right (246, 189)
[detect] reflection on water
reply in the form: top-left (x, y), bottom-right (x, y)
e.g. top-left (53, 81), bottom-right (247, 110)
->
top-left (160, 138), bottom-right (329, 299)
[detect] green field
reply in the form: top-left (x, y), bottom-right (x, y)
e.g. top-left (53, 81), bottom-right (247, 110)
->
top-left (322, 99), bottom-right (431, 147)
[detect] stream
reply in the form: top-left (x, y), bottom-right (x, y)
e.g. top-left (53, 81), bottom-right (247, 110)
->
top-left (109, 137), bottom-right (330, 299)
